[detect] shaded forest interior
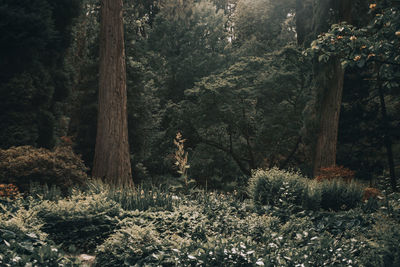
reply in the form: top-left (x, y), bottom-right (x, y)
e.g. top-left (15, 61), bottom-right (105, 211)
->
top-left (0, 0), bottom-right (399, 190)
top-left (2, 1), bottom-right (400, 267)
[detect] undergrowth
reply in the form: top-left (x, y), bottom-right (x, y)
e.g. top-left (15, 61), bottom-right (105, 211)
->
top-left (1, 169), bottom-right (399, 266)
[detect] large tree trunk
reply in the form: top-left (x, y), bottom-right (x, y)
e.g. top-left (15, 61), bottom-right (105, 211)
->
top-left (93, 0), bottom-right (133, 187)
top-left (312, 58), bottom-right (344, 176)
top-left (296, 0), bottom-right (369, 177)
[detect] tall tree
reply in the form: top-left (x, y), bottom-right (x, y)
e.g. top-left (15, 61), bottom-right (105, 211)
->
top-left (92, 0), bottom-right (133, 187)
top-left (296, 0), bottom-right (369, 176)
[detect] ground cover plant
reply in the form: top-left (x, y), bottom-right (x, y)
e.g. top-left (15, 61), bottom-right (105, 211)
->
top-left (1, 169), bottom-right (400, 266)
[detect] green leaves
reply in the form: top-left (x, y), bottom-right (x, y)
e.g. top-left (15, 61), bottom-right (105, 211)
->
top-left (307, 6), bottom-right (400, 76)
top-left (183, 47), bottom-right (311, 176)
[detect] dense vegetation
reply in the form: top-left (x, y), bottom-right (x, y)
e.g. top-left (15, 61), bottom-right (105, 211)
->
top-left (1, 171), bottom-right (400, 266)
top-left (1, 0), bottom-right (400, 265)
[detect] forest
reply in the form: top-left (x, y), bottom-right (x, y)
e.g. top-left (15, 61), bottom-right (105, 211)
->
top-left (0, 0), bottom-right (400, 266)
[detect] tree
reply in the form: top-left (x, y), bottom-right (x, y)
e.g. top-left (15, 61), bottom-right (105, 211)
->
top-left (183, 47), bottom-right (311, 177)
top-left (92, 0), bottom-right (133, 187)
top-left (0, 0), bottom-right (81, 149)
top-left (305, 1), bottom-right (400, 190)
top-left (296, 0), bottom-right (369, 176)
top-left (148, 0), bottom-right (228, 102)
top-left (234, 0), bottom-right (296, 55)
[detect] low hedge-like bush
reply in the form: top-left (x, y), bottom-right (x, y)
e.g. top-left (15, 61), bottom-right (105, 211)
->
top-left (248, 168), bottom-right (365, 211)
top-left (319, 179), bottom-right (364, 211)
top-left (34, 192), bottom-right (122, 253)
top-left (248, 168), bottom-right (308, 208)
top-left (0, 145), bottom-right (88, 194)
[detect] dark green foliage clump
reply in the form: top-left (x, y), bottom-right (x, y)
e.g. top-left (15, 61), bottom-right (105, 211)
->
top-left (0, 0), bottom-right (82, 149)
top-left (248, 168), bottom-right (308, 208)
top-left (0, 201), bottom-right (80, 266)
top-left (319, 180), bottom-right (364, 211)
top-left (0, 145), bottom-right (88, 194)
top-left (248, 168), bottom-right (364, 211)
top-left (34, 192), bottom-right (121, 253)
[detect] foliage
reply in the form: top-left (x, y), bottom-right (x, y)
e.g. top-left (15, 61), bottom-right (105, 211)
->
top-left (0, 146), bottom-right (88, 194)
top-left (87, 188), bottom-right (400, 266)
top-left (86, 179), bottom-right (176, 212)
top-left (319, 180), bottom-right (364, 211)
top-left (0, 183), bottom-right (399, 266)
top-left (0, 0), bottom-right (82, 149)
top-left (234, 0), bottom-right (296, 54)
top-left (315, 165), bottom-right (355, 182)
top-left (0, 201), bottom-right (80, 266)
top-left (305, 3), bottom-right (400, 187)
top-left (33, 192), bottom-right (121, 253)
top-left (95, 224), bottom-right (163, 266)
top-left (184, 47), bottom-right (311, 178)
top-left (306, 4), bottom-right (400, 71)
top-left (248, 168), bottom-right (308, 208)
top-left (0, 184), bottom-right (20, 199)
top-left (148, 0), bottom-right (228, 102)
top-left (249, 168), bottom-right (365, 211)
top-left (363, 187), bottom-right (382, 202)
top-left (172, 132), bottom-right (196, 192)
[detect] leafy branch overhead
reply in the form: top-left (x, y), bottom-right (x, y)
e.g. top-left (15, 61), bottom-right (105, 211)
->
top-left (306, 5), bottom-right (400, 77)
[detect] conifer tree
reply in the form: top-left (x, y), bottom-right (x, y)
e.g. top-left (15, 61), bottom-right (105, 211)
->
top-left (93, 0), bottom-right (133, 187)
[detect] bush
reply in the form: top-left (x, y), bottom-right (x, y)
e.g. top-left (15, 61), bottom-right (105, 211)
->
top-left (315, 165), bottom-right (355, 182)
top-left (363, 187), bottom-right (382, 202)
top-left (248, 168), bottom-right (308, 208)
top-left (33, 192), bottom-right (122, 253)
top-left (319, 180), bottom-right (364, 211)
top-left (248, 168), bottom-right (364, 211)
top-left (0, 203), bottom-right (80, 266)
top-left (0, 184), bottom-right (20, 199)
top-left (0, 145), bottom-right (88, 194)
top-left (95, 224), bottom-right (164, 267)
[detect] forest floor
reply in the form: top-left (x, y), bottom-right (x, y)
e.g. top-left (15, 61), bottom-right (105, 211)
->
top-left (1, 180), bottom-right (400, 266)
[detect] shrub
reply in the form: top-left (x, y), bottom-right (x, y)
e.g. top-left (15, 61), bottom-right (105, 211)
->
top-left (315, 165), bottom-right (355, 182)
top-left (0, 204), bottom-right (80, 266)
top-left (95, 224), bottom-right (164, 267)
top-left (301, 182), bottom-right (322, 211)
top-left (363, 187), bottom-right (382, 202)
top-left (248, 168), bottom-right (308, 208)
top-left (0, 145), bottom-right (88, 194)
top-left (248, 168), bottom-right (365, 212)
top-left (33, 192), bottom-right (122, 253)
top-left (319, 180), bottom-right (364, 211)
top-left (0, 184), bottom-right (20, 199)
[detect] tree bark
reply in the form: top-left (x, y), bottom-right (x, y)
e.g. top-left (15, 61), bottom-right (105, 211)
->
top-left (93, 0), bottom-right (133, 187)
top-left (377, 73), bottom-right (397, 191)
top-left (312, 58), bottom-right (344, 176)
